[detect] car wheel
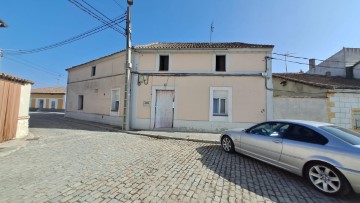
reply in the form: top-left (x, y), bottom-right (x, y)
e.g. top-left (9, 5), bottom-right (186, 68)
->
top-left (305, 162), bottom-right (351, 196)
top-left (221, 136), bottom-right (235, 153)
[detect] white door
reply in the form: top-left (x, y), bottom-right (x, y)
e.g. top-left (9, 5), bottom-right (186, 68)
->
top-left (155, 90), bottom-right (175, 128)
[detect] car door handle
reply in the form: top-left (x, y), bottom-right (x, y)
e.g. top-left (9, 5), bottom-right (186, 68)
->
top-left (273, 140), bottom-right (282, 143)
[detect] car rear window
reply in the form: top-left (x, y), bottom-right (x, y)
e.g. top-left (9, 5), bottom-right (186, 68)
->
top-left (320, 125), bottom-right (360, 145)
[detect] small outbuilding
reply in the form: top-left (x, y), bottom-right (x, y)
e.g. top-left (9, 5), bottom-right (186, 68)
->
top-left (0, 73), bottom-right (33, 142)
top-left (273, 73), bottom-right (360, 130)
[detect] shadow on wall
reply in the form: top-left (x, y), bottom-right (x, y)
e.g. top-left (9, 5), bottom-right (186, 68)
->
top-left (195, 145), bottom-right (359, 202)
top-left (29, 112), bottom-right (120, 132)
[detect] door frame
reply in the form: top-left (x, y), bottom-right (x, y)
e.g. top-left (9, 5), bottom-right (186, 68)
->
top-left (49, 98), bottom-right (58, 109)
top-left (151, 86), bottom-right (176, 129)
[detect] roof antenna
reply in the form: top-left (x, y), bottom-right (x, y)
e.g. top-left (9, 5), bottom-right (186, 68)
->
top-left (210, 21), bottom-right (214, 43)
top-left (284, 51), bottom-right (295, 73)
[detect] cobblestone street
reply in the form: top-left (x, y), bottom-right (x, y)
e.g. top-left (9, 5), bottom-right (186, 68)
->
top-left (0, 113), bottom-right (358, 203)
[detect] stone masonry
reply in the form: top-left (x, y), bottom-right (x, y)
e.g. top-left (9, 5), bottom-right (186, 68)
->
top-left (328, 92), bottom-right (360, 129)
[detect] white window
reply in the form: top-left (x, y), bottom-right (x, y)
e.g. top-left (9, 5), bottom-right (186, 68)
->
top-left (213, 91), bottom-right (227, 116)
top-left (209, 87), bottom-right (232, 122)
top-left (110, 89), bottom-right (120, 114)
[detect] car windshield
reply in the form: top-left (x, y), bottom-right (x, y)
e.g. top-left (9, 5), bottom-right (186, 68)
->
top-left (320, 125), bottom-right (360, 145)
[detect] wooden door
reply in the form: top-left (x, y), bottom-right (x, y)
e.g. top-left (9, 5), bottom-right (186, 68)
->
top-left (0, 80), bottom-right (21, 143)
top-left (154, 90), bottom-right (175, 128)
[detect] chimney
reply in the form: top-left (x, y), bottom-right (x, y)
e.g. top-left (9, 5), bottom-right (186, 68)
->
top-left (309, 59), bottom-right (316, 72)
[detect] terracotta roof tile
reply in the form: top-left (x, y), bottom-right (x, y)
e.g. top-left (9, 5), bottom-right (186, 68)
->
top-left (273, 73), bottom-right (360, 89)
top-left (31, 87), bottom-right (66, 94)
top-left (67, 42), bottom-right (274, 71)
top-left (134, 42), bottom-right (274, 49)
top-left (0, 73), bottom-right (34, 84)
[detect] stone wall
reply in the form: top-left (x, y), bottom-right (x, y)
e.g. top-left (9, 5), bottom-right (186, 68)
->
top-left (328, 91), bottom-right (360, 129)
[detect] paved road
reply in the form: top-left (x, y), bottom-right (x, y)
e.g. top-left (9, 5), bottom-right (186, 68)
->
top-left (0, 113), bottom-right (358, 203)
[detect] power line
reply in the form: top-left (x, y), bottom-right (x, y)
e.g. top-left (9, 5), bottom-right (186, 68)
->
top-left (80, 0), bottom-right (126, 32)
top-left (3, 55), bottom-right (63, 77)
top-left (273, 52), bottom-right (326, 62)
top-left (111, 0), bottom-right (126, 11)
top-left (3, 15), bottom-right (126, 55)
top-left (273, 52), bottom-right (359, 64)
top-left (68, 0), bottom-right (125, 36)
top-left (268, 57), bottom-right (356, 70)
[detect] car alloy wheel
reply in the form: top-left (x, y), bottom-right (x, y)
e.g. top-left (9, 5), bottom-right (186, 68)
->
top-left (306, 162), bottom-right (350, 196)
top-left (221, 136), bottom-right (234, 153)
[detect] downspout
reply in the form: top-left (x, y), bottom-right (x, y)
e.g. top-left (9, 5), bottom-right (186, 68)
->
top-left (265, 55), bottom-right (273, 120)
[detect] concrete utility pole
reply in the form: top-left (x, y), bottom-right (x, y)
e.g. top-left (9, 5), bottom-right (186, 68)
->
top-left (123, 0), bottom-right (133, 130)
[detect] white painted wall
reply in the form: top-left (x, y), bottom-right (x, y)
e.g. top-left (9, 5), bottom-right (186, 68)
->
top-left (16, 84), bottom-right (32, 139)
top-left (273, 97), bottom-right (327, 122)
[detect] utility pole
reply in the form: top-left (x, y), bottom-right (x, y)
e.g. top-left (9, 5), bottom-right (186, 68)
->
top-left (123, 0), bottom-right (133, 131)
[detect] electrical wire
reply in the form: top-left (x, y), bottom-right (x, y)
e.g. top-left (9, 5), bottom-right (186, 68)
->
top-left (68, 0), bottom-right (125, 36)
top-left (3, 55), bottom-right (63, 77)
top-left (3, 15), bottom-right (126, 55)
top-left (273, 52), bottom-right (360, 64)
top-left (268, 57), bottom-right (359, 70)
top-left (80, 0), bottom-right (126, 32)
top-left (111, 0), bottom-right (126, 11)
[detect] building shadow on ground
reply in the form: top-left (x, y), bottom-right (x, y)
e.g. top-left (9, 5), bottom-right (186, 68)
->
top-left (29, 112), bottom-right (122, 132)
top-left (196, 145), bottom-right (360, 203)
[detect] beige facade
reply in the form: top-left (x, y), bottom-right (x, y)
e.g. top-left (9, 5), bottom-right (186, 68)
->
top-left (66, 42), bottom-right (274, 132)
top-left (65, 52), bottom-right (127, 126)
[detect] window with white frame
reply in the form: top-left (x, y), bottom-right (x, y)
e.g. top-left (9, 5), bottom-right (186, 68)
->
top-left (210, 87), bottom-right (232, 122)
top-left (213, 90), bottom-right (228, 116)
top-left (111, 89), bottom-right (120, 112)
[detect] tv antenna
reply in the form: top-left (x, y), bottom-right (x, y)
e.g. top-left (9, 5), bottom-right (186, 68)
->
top-left (210, 21), bottom-right (214, 43)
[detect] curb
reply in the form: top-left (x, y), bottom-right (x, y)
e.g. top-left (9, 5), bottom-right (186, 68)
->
top-left (125, 131), bottom-right (219, 144)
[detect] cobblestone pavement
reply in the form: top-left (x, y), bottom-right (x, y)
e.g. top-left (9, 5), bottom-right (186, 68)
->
top-left (0, 113), bottom-right (359, 203)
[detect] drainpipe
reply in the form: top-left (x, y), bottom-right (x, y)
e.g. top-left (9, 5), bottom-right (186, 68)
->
top-left (123, 0), bottom-right (133, 130)
top-left (265, 55), bottom-right (273, 121)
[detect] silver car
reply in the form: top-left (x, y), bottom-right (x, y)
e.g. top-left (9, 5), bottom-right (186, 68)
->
top-left (220, 120), bottom-right (360, 196)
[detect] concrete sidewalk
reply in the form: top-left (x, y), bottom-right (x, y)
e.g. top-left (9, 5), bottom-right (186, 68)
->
top-left (59, 117), bottom-right (220, 144)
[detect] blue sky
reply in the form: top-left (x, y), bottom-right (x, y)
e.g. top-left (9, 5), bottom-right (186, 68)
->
top-left (1, 0), bottom-right (359, 88)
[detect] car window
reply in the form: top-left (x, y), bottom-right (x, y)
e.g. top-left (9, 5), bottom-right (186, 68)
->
top-left (248, 122), bottom-right (289, 137)
top-left (283, 124), bottom-right (328, 145)
top-left (320, 125), bottom-right (360, 145)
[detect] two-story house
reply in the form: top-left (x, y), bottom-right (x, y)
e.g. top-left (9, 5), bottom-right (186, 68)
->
top-left (65, 42), bottom-right (274, 132)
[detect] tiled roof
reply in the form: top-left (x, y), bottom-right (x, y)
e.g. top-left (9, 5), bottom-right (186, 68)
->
top-left (31, 87), bottom-right (66, 94)
top-left (0, 73), bottom-right (34, 84)
top-left (67, 42), bottom-right (273, 71)
top-left (134, 42), bottom-right (274, 49)
top-left (273, 73), bottom-right (360, 89)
